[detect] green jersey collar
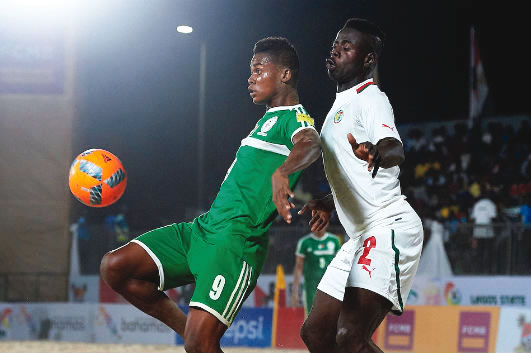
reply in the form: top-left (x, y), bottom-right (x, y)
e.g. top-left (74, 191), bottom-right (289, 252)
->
top-left (309, 232), bottom-right (331, 241)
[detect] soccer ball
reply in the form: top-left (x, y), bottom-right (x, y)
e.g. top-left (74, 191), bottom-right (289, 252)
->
top-left (69, 149), bottom-right (127, 207)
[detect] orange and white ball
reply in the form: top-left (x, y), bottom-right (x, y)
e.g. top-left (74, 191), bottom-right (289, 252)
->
top-left (69, 149), bottom-right (127, 207)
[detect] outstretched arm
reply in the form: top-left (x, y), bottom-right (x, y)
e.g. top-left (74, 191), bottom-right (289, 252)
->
top-left (272, 128), bottom-right (321, 224)
top-left (347, 133), bottom-right (404, 178)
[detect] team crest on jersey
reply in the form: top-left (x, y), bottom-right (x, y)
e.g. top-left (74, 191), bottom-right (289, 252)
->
top-left (258, 116), bottom-right (278, 136)
top-left (327, 241), bottom-right (335, 250)
top-left (334, 110), bottom-right (343, 124)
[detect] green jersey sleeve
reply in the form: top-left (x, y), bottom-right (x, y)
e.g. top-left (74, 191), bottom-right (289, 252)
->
top-left (282, 107), bottom-right (316, 148)
top-left (295, 236), bottom-right (307, 257)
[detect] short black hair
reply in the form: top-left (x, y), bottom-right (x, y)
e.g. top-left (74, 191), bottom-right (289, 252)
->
top-left (253, 37), bottom-right (299, 85)
top-left (343, 18), bottom-right (385, 58)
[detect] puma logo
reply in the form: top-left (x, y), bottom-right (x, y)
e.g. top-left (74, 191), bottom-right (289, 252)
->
top-left (382, 123), bottom-right (395, 131)
top-left (362, 265), bottom-right (375, 278)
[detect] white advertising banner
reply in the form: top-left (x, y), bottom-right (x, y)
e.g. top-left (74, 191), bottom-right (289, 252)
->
top-left (496, 307), bottom-right (531, 353)
top-left (407, 275), bottom-right (444, 306)
top-left (409, 276), bottom-right (531, 308)
top-left (1, 303), bottom-right (174, 345)
top-left (0, 303), bottom-right (16, 340)
top-left (93, 304), bottom-right (174, 345)
top-left (0, 303), bottom-right (92, 342)
top-left (440, 277), bottom-right (530, 307)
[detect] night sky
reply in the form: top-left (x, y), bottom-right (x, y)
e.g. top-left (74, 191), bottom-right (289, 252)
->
top-left (71, 0), bottom-right (529, 227)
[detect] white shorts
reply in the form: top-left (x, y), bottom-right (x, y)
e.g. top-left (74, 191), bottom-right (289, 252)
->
top-left (317, 214), bottom-right (423, 314)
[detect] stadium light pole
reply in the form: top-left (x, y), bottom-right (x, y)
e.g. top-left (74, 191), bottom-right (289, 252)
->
top-left (177, 25), bottom-right (206, 213)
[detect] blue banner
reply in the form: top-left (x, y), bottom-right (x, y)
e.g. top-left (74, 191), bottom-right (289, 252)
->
top-left (175, 307), bottom-right (272, 347)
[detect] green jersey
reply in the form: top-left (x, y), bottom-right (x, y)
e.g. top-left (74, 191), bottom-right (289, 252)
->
top-left (195, 104), bottom-right (315, 243)
top-left (296, 232), bottom-right (341, 297)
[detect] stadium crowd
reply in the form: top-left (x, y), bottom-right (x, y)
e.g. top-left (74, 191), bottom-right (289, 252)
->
top-left (400, 118), bottom-right (530, 225)
top-left (400, 118), bottom-right (530, 274)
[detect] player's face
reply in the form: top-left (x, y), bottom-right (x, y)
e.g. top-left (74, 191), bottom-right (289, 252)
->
top-left (313, 226), bottom-right (327, 237)
top-left (326, 28), bottom-right (370, 83)
top-left (248, 53), bottom-right (282, 105)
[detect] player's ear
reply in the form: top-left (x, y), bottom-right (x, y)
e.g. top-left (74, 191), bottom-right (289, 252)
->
top-left (364, 52), bottom-right (376, 70)
top-left (281, 67), bottom-right (292, 84)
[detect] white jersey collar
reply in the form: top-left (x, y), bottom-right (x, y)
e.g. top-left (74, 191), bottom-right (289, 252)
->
top-left (267, 103), bottom-right (302, 113)
top-left (336, 78), bottom-right (375, 98)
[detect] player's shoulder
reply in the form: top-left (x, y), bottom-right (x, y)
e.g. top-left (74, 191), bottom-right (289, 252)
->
top-left (289, 106), bottom-right (313, 123)
top-left (298, 233), bottom-right (314, 242)
top-left (342, 83), bottom-right (389, 114)
top-left (357, 86), bottom-right (393, 117)
top-left (357, 84), bottom-right (389, 105)
top-left (296, 233), bottom-right (312, 251)
top-left (273, 105), bottom-right (316, 135)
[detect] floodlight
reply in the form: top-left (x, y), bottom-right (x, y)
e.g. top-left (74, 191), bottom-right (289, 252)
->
top-left (176, 25), bottom-right (193, 34)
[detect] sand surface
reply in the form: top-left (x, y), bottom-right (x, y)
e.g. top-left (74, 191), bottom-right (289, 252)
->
top-left (0, 341), bottom-right (308, 353)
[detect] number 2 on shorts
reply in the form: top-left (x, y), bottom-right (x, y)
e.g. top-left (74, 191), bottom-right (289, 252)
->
top-left (358, 236), bottom-right (376, 266)
top-left (209, 275), bottom-right (226, 300)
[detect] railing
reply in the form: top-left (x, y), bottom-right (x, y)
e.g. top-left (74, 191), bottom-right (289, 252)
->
top-left (264, 222), bottom-right (531, 276)
top-left (440, 222), bottom-right (530, 275)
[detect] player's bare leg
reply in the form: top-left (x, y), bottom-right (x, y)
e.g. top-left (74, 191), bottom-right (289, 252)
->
top-left (100, 242), bottom-right (188, 336)
top-left (336, 287), bottom-right (392, 353)
top-left (184, 308), bottom-right (227, 353)
top-left (300, 289), bottom-right (342, 353)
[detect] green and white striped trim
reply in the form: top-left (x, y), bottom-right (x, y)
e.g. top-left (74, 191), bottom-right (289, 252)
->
top-left (190, 261), bottom-right (252, 327)
top-left (222, 261), bottom-right (253, 324)
top-left (189, 302), bottom-right (230, 326)
top-left (391, 230), bottom-right (404, 313)
top-left (130, 239), bottom-right (165, 291)
top-left (241, 136), bottom-right (290, 156)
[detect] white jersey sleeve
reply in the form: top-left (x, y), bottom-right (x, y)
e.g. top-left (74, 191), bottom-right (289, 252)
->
top-left (359, 94), bottom-right (402, 145)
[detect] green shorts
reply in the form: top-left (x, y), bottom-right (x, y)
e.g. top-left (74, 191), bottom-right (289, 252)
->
top-left (131, 222), bottom-right (266, 326)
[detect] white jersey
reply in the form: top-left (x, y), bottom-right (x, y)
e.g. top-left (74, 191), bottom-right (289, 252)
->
top-left (320, 78), bottom-right (415, 239)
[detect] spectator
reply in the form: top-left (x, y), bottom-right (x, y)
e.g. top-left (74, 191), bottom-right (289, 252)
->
top-left (470, 193), bottom-right (498, 273)
top-left (469, 178), bottom-right (481, 199)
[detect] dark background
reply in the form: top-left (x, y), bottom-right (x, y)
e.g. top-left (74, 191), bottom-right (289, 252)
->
top-left (71, 0), bottom-right (529, 229)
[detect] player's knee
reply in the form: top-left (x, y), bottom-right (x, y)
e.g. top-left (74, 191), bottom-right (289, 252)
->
top-left (100, 252), bottom-right (125, 288)
top-left (300, 319), bottom-right (312, 343)
top-left (301, 319), bottom-right (326, 349)
top-left (184, 334), bottom-right (217, 353)
top-left (336, 326), bottom-right (368, 352)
